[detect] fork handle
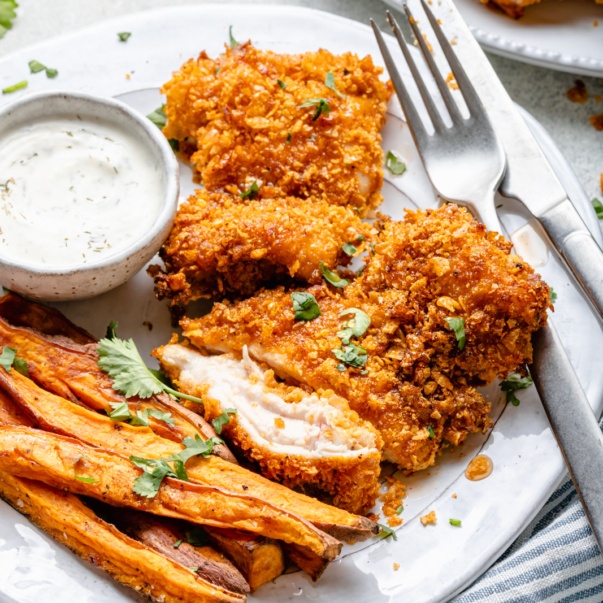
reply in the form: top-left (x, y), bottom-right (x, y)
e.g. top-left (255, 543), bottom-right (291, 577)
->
top-left (531, 323), bottom-right (603, 554)
top-left (538, 199), bottom-right (603, 320)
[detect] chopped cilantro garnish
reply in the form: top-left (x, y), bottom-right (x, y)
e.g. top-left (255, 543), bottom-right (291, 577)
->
top-left (75, 475), bottom-right (99, 484)
top-left (291, 292), bottom-right (321, 321)
top-left (211, 408), bottom-right (237, 435)
top-left (319, 261), bottom-right (349, 288)
top-left (396, 505), bottom-right (404, 515)
top-left (117, 32), bottom-right (131, 42)
top-left (2, 80), bottom-right (27, 94)
top-left (324, 71), bottom-right (345, 98)
top-left (98, 326), bottom-right (203, 405)
top-left (147, 105), bottom-right (167, 129)
top-left (550, 287), bottom-right (557, 304)
top-left (444, 317), bottom-right (466, 351)
top-left (333, 343), bottom-right (367, 369)
top-left (185, 526), bottom-right (210, 546)
top-left (0, 0), bottom-right (18, 40)
top-left (355, 234), bottom-right (365, 243)
top-left (28, 60), bottom-right (58, 78)
top-left (500, 372), bottom-right (533, 406)
top-left (109, 403), bottom-right (175, 427)
top-left (386, 151), bottom-right (406, 176)
top-left (228, 25), bottom-right (238, 48)
top-left (173, 539), bottom-right (183, 549)
top-left (45, 68), bottom-right (58, 78)
top-left (277, 79), bottom-right (286, 90)
top-left (0, 346), bottom-right (27, 375)
top-left (240, 181), bottom-right (259, 200)
top-left (12, 356), bottom-right (28, 377)
top-left (342, 242), bottom-right (357, 256)
top-left (449, 518), bottom-right (462, 527)
top-left (337, 308), bottom-right (371, 344)
top-left (426, 425), bottom-right (435, 440)
top-left (286, 132), bottom-right (292, 144)
top-left (336, 363), bottom-right (346, 371)
top-left (376, 523), bottom-right (398, 541)
top-left (592, 198), bottom-right (603, 220)
top-left (168, 138), bottom-right (179, 152)
top-left (298, 97), bottom-right (330, 121)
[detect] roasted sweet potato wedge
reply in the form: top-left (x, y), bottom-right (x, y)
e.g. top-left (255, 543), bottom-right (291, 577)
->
top-left (0, 426), bottom-right (342, 561)
top-left (0, 472), bottom-right (245, 603)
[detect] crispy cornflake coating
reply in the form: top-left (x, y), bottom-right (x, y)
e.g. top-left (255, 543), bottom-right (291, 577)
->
top-left (149, 190), bottom-right (372, 309)
top-left (180, 205), bottom-right (552, 471)
top-left (162, 42), bottom-right (392, 215)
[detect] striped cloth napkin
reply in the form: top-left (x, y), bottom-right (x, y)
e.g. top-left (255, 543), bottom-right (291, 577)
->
top-left (454, 475), bottom-right (603, 602)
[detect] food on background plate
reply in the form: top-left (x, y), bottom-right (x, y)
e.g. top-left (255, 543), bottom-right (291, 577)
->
top-left (149, 190), bottom-right (373, 316)
top-left (155, 342), bottom-right (383, 514)
top-left (181, 204), bottom-right (552, 472)
top-left (484, 0), bottom-right (603, 18)
top-left (162, 42), bottom-right (392, 216)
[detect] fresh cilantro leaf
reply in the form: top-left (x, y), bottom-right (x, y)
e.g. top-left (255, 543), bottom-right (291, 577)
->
top-left (228, 25), bottom-right (238, 48)
top-left (75, 475), bottom-right (99, 483)
top-left (171, 457), bottom-right (188, 481)
top-left (336, 363), bottom-right (346, 371)
top-left (105, 320), bottom-right (119, 339)
top-left (500, 372), bottom-right (533, 406)
top-left (355, 234), bottom-right (365, 243)
top-left (186, 526), bottom-right (210, 546)
top-left (426, 425), bottom-right (435, 440)
top-left (319, 261), bottom-right (349, 288)
top-left (189, 567), bottom-right (199, 573)
top-left (108, 401), bottom-right (133, 422)
top-left (341, 242), bottom-right (357, 256)
top-left (2, 80), bottom-right (27, 94)
top-left (240, 181), bottom-right (259, 200)
top-left (324, 71), bottom-right (345, 98)
top-left (338, 308), bottom-right (371, 344)
top-left (45, 68), bottom-right (58, 78)
top-left (277, 79), bottom-right (286, 89)
top-left (117, 32), bottom-right (131, 42)
top-left (132, 464), bottom-right (171, 498)
top-left (386, 151), bottom-right (406, 176)
top-left (211, 408), bottom-right (237, 435)
top-left (178, 434), bottom-right (223, 464)
top-left (28, 60), bottom-right (45, 73)
top-left (592, 198), bottom-right (603, 220)
top-left (12, 356), bottom-right (28, 377)
top-left (298, 97), bottom-right (330, 120)
top-left (0, 347), bottom-right (16, 372)
top-left (332, 343), bottom-right (367, 368)
top-left (291, 292), bottom-right (321, 321)
top-left (168, 138), bottom-right (179, 152)
top-left (376, 523), bottom-right (398, 541)
top-left (147, 105), bottom-right (167, 129)
top-left (97, 334), bottom-right (203, 404)
top-left (444, 317), bottom-right (466, 351)
top-left (396, 505), bottom-right (404, 515)
top-left (449, 518), bottom-right (462, 527)
top-left (0, 0), bottom-right (18, 40)
top-left (147, 408), bottom-right (176, 426)
top-left (130, 409), bottom-right (151, 426)
top-left (550, 287), bottom-right (557, 304)
top-left (173, 538), bottom-right (183, 548)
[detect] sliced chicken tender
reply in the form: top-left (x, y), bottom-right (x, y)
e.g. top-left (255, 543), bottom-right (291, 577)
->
top-left (161, 42), bottom-right (392, 216)
top-left (155, 343), bottom-right (383, 515)
top-left (149, 191), bottom-right (371, 311)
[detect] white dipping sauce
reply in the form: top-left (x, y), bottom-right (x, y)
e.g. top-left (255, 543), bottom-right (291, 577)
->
top-left (0, 116), bottom-right (164, 269)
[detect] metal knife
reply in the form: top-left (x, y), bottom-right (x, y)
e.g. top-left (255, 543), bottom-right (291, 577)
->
top-left (419, 0), bottom-right (603, 321)
top-left (411, 0), bottom-right (603, 553)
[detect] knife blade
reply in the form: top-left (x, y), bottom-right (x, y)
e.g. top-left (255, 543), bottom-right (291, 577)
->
top-left (416, 0), bottom-right (603, 321)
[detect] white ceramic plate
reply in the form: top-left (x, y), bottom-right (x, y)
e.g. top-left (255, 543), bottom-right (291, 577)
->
top-left (383, 0), bottom-right (603, 77)
top-left (0, 5), bottom-right (602, 603)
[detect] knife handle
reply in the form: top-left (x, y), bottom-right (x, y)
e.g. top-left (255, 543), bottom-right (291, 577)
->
top-left (538, 199), bottom-right (603, 319)
top-left (531, 323), bottom-right (603, 554)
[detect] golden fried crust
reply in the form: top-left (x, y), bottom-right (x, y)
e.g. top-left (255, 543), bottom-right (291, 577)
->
top-left (150, 190), bottom-right (372, 308)
top-left (359, 205), bottom-right (552, 384)
top-left (162, 43), bottom-right (393, 215)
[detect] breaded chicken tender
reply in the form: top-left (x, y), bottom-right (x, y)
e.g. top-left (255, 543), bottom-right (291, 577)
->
top-left (149, 190), bottom-right (371, 311)
top-left (162, 42), bottom-right (392, 216)
top-left (155, 343), bottom-right (383, 515)
top-left (179, 205), bottom-right (552, 471)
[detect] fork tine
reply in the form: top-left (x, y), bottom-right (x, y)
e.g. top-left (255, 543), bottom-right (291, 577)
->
top-left (385, 11), bottom-right (446, 133)
top-left (401, 4), bottom-right (464, 124)
top-left (419, 0), bottom-right (484, 119)
top-left (370, 19), bottom-right (428, 147)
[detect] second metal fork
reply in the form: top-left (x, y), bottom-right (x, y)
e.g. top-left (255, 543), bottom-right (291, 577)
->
top-left (371, 3), bottom-right (505, 233)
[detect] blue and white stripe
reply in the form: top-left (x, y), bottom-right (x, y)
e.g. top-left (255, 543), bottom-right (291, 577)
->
top-left (454, 476), bottom-right (603, 602)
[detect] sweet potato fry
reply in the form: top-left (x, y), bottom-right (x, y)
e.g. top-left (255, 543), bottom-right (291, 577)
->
top-left (0, 362), bottom-right (377, 544)
top-left (0, 472), bottom-right (245, 603)
top-left (0, 426), bottom-right (342, 561)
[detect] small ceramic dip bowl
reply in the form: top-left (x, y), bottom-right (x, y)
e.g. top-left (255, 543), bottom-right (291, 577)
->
top-left (0, 91), bottom-right (179, 301)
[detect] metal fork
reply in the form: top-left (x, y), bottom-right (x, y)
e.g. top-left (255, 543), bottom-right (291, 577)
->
top-left (371, 4), bottom-right (505, 233)
top-left (372, 3), bottom-right (603, 555)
